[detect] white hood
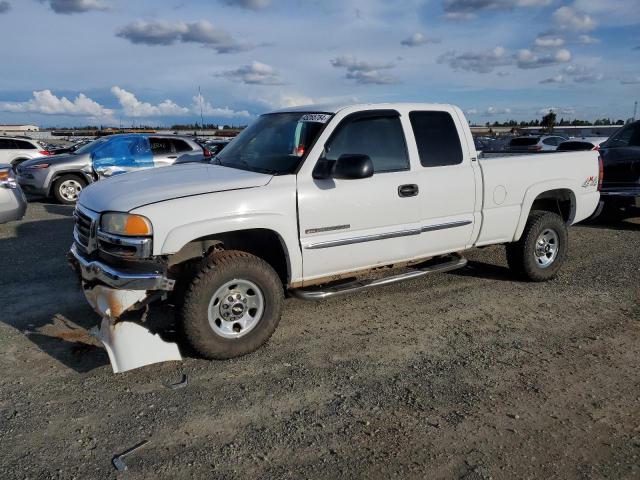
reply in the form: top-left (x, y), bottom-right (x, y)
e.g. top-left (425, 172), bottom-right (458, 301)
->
top-left (79, 163), bottom-right (272, 213)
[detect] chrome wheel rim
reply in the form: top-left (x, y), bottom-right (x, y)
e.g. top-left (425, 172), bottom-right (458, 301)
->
top-left (534, 228), bottom-right (559, 268)
top-left (59, 179), bottom-right (82, 201)
top-left (207, 279), bottom-right (265, 339)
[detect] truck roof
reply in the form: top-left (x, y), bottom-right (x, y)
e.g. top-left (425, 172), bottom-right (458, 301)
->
top-left (272, 102), bottom-right (457, 114)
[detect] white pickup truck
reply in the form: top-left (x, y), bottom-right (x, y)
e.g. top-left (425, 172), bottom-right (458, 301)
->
top-left (69, 103), bottom-right (601, 372)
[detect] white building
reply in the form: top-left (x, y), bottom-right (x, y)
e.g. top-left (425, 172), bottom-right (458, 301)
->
top-left (0, 124), bottom-right (40, 134)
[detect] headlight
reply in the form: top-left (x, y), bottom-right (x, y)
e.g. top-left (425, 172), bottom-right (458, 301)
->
top-left (0, 168), bottom-right (18, 189)
top-left (25, 163), bottom-right (50, 170)
top-left (100, 213), bottom-right (153, 236)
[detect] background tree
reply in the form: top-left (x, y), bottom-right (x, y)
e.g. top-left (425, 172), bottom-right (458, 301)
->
top-left (541, 110), bottom-right (557, 133)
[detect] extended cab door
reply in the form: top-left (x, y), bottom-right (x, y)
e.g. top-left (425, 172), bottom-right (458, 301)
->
top-left (404, 108), bottom-right (479, 257)
top-left (296, 110), bottom-right (421, 283)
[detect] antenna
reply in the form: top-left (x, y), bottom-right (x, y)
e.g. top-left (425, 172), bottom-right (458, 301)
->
top-left (198, 86), bottom-right (204, 136)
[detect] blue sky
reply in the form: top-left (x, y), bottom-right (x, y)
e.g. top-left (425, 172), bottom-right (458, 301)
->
top-left (0, 0), bottom-right (638, 126)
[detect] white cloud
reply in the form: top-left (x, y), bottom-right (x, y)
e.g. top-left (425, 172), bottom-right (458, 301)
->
top-left (0, 90), bottom-right (113, 117)
top-left (466, 108), bottom-right (479, 115)
top-left (443, 0), bottom-right (552, 20)
top-left (401, 32), bottom-right (440, 47)
top-left (578, 34), bottom-right (600, 44)
top-left (552, 6), bottom-right (597, 32)
top-left (220, 0), bottom-right (270, 9)
top-left (534, 36), bottom-right (565, 48)
top-left (540, 74), bottom-right (565, 84)
top-left (516, 48), bottom-right (571, 69)
top-left (438, 46), bottom-right (570, 73)
top-left (111, 86), bottom-right (189, 117)
top-left (485, 106), bottom-right (512, 115)
top-left (536, 106), bottom-right (576, 115)
top-left (117, 20), bottom-right (250, 53)
top-left (192, 94), bottom-right (251, 118)
top-left (619, 75), bottom-right (640, 85)
top-left (216, 61), bottom-right (285, 85)
top-left (38, 0), bottom-right (109, 14)
top-left (437, 46), bottom-right (511, 74)
top-left (563, 64), bottom-right (603, 83)
top-left (330, 55), bottom-right (400, 84)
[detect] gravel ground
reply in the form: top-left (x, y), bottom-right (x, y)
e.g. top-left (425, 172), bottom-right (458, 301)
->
top-left (0, 200), bottom-right (639, 479)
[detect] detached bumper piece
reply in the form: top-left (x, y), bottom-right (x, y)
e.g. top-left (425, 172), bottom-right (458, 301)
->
top-left (69, 246), bottom-right (181, 373)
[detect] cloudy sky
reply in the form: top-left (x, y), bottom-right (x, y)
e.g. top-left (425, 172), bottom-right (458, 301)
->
top-left (0, 0), bottom-right (638, 126)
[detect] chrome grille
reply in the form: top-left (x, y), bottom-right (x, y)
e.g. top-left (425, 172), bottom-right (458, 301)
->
top-left (73, 206), bottom-right (98, 254)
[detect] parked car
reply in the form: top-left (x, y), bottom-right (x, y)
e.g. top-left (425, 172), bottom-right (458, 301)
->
top-left (0, 136), bottom-right (51, 170)
top-left (67, 102), bottom-right (601, 373)
top-left (202, 140), bottom-right (230, 156)
top-left (0, 164), bottom-right (27, 223)
top-left (589, 120), bottom-right (640, 219)
top-left (48, 139), bottom-right (94, 156)
top-left (509, 135), bottom-right (568, 152)
top-left (557, 137), bottom-right (608, 152)
top-left (16, 134), bottom-right (207, 205)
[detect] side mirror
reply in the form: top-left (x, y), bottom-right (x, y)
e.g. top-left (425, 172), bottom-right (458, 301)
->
top-left (312, 154), bottom-right (374, 180)
top-left (333, 154), bottom-right (374, 180)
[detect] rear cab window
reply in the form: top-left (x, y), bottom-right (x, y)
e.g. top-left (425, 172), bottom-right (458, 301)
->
top-left (409, 111), bottom-right (463, 167)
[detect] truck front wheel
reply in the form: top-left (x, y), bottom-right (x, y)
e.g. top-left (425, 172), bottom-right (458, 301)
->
top-left (181, 250), bottom-right (284, 359)
top-left (506, 210), bottom-right (568, 282)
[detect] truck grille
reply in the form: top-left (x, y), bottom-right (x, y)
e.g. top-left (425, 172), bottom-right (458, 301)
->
top-left (73, 206), bottom-right (98, 254)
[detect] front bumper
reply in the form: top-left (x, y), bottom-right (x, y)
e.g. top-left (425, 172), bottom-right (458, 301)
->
top-left (0, 186), bottom-right (27, 223)
top-left (16, 169), bottom-right (50, 196)
top-left (69, 243), bottom-right (175, 291)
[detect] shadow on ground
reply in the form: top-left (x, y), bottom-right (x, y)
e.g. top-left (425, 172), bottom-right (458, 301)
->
top-left (0, 214), bottom-right (109, 373)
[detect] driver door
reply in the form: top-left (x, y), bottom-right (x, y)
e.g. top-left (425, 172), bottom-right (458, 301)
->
top-left (296, 111), bottom-right (421, 283)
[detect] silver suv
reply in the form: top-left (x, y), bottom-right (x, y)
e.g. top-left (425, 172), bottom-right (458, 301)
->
top-left (17, 134), bottom-right (206, 204)
top-left (509, 135), bottom-right (568, 152)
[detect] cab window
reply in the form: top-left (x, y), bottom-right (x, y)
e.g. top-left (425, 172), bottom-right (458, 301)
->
top-left (409, 111), bottom-right (463, 167)
top-left (325, 114), bottom-right (409, 173)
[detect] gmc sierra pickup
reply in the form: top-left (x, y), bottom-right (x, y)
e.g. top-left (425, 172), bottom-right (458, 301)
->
top-left (69, 103), bottom-right (601, 372)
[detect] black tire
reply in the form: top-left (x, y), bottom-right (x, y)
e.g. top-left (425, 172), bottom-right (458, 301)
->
top-left (505, 210), bottom-right (568, 282)
top-left (181, 250), bottom-right (284, 360)
top-left (52, 174), bottom-right (86, 205)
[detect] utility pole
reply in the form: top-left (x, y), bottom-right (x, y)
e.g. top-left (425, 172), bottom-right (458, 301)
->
top-left (198, 86), bottom-right (205, 136)
top-left (634, 101), bottom-right (638, 121)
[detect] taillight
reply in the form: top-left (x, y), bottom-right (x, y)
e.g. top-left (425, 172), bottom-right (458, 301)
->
top-left (597, 155), bottom-right (604, 191)
top-left (592, 145), bottom-right (600, 151)
top-left (39, 150), bottom-right (51, 156)
top-left (203, 148), bottom-right (212, 158)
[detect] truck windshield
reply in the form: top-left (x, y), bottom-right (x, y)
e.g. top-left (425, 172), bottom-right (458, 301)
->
top-left (215, 112), bottom-right (330, 174)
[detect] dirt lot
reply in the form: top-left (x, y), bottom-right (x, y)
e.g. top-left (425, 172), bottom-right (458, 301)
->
top-left (1, 201), bottom-right (639, 479)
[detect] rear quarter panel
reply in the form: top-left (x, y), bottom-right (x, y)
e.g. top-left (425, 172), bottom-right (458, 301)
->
top-left (476, 151), bottom-right (600, 246)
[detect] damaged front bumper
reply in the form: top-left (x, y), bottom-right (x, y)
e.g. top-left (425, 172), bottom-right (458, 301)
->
top-left (69, 244), bottom-right (182, 373)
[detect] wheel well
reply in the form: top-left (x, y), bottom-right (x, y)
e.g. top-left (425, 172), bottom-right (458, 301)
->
top-left (169, 229), bottom-right (290, 286)
top-left (530, 189), bottom-right (575, 224)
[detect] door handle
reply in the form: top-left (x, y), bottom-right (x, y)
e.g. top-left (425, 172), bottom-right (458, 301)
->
top-left (398, 184), bottom-right (419, 197)
top-left (168, 156), bottom-right (178, 159)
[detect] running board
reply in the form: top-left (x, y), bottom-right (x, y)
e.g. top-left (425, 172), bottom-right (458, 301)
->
top-left (289, 254), bottom-right (467, 300)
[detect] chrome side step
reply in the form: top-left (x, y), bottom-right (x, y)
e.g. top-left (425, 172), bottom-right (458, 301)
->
top-left (289, 254), bottom-right (467, 300)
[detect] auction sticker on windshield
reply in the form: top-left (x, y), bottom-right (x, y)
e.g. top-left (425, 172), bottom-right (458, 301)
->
top-left (300, 113), bottom-right (331, 123)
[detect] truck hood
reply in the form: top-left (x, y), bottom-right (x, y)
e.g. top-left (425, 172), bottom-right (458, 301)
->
top-left (79, 163), bottom-right (273, 213)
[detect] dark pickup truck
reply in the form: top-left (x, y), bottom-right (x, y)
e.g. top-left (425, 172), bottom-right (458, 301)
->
top-left (593, 120), bottom-right (640, 219)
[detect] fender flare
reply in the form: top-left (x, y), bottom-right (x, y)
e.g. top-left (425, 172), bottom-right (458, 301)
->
top-left (512, 180), bottom-right (578, 242)
top-left (161, 216), bottom-right (301, 283)
top-left (48, 170), bottom-right (94, 195)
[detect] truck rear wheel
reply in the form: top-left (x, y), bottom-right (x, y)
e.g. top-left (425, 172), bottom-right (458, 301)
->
top-left (506, 210), bottom-right (568, 282)
top-left (181, 250), bottom-right (284, 359)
